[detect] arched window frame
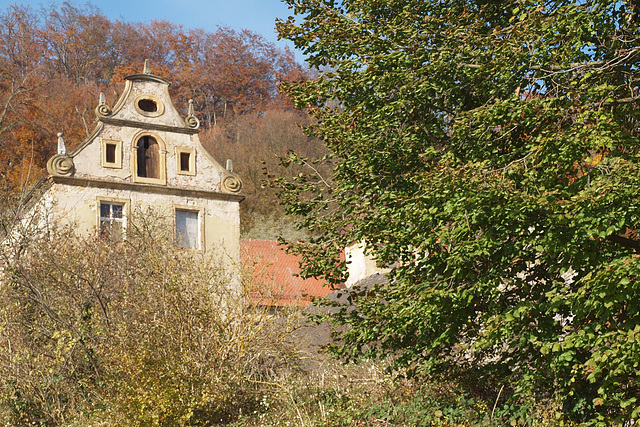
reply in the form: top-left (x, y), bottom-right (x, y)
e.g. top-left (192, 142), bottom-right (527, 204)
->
top-left (131, 131), bottom-right (167, 185)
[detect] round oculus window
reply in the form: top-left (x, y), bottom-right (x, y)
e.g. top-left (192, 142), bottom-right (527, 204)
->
top-left (138, 99), bottom-right (157, 112)
top-left (134, 95), bottom-right (164, 117)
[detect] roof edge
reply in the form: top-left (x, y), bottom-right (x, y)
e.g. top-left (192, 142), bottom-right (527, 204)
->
top-left (125, 73), bottom-right (172, 85)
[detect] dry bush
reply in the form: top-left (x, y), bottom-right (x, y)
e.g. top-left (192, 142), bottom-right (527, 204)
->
top-left (0, 212), bottom-right (304, 426)
top-left (201, 109), bottom-right (332, 238)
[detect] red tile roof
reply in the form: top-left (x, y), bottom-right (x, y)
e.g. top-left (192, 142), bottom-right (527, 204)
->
top-left (241, 239), bottom-right (343, 307)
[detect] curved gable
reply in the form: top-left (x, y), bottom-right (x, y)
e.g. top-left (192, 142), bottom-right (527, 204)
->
top-left (46, 61), bottom-right (243, 196)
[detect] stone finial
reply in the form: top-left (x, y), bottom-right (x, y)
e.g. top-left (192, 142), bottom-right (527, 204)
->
top-left (188, 99), bottom-right (195, 116)
top-left (143, 59), bottom-right (151, 74)
top-left (57, 132), bottom-right (66, 155)
top-left (226, 159), bottom-right (233, 172)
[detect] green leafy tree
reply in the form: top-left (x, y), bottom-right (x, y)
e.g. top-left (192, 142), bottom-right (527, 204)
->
top-left (276, 0), bottom-right (640, 423)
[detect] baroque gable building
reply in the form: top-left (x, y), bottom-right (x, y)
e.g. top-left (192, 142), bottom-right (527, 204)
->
top-left (21, 61), bottom-right (243, 263)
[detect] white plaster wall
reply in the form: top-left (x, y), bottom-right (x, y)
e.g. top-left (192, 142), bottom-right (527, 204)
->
top-left (345, 240), bottom-right (389, 288)
top-left (41, 71), bottom-right (242, 275)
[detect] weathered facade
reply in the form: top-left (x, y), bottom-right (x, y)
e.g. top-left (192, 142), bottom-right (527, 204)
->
top-left (23, 61), bottom-right (243, 264)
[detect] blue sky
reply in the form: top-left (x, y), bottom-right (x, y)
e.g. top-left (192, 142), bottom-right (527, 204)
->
top-left (0, 0), bottom-right (306, 63)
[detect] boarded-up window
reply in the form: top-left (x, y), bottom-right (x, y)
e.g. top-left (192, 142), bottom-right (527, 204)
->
top-left (136, 136), bottom-right (159, 178)
top-left (175, 209), bottom-right (199, 249)
top-left (100, 202), bottom-right (124, 240)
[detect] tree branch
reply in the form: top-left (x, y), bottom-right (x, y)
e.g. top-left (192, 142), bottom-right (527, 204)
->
top-left (606, 233), bottom-right (640, 251)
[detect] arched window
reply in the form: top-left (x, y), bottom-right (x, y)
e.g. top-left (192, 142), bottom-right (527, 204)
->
top-left (131, 132), bottom-right (166, 185)
top-left (136, 136), bottom-right (159, 178)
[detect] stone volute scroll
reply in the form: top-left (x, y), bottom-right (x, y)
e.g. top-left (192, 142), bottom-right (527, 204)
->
top-left (95, 92), bottom-right (112, 118)
top-left (47, 132), bottom-right (74, 176)
top-left (222, 174), bottom-right (243, 193)
top-left (222, 158), bottom-right (242, 193)
top-left (185, 99), bottom-right (200, 129)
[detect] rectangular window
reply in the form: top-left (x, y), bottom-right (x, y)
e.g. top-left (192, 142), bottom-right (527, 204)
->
top-left (180, 152), bottom-right (191, 171)
top-left (175, 209), bottom-right (199, 249)
top-left (101, 138), bottom-right (122, 169)
top-left (175, 147), bottom-right (196, 176)
top-left (99, 202), bottom-right (124, 240)
top-left (105, 143), bottom-right (117, 163)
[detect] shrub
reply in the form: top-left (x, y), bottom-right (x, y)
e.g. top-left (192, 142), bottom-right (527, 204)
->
top-left (0, 214), bottom-right (302, 425)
